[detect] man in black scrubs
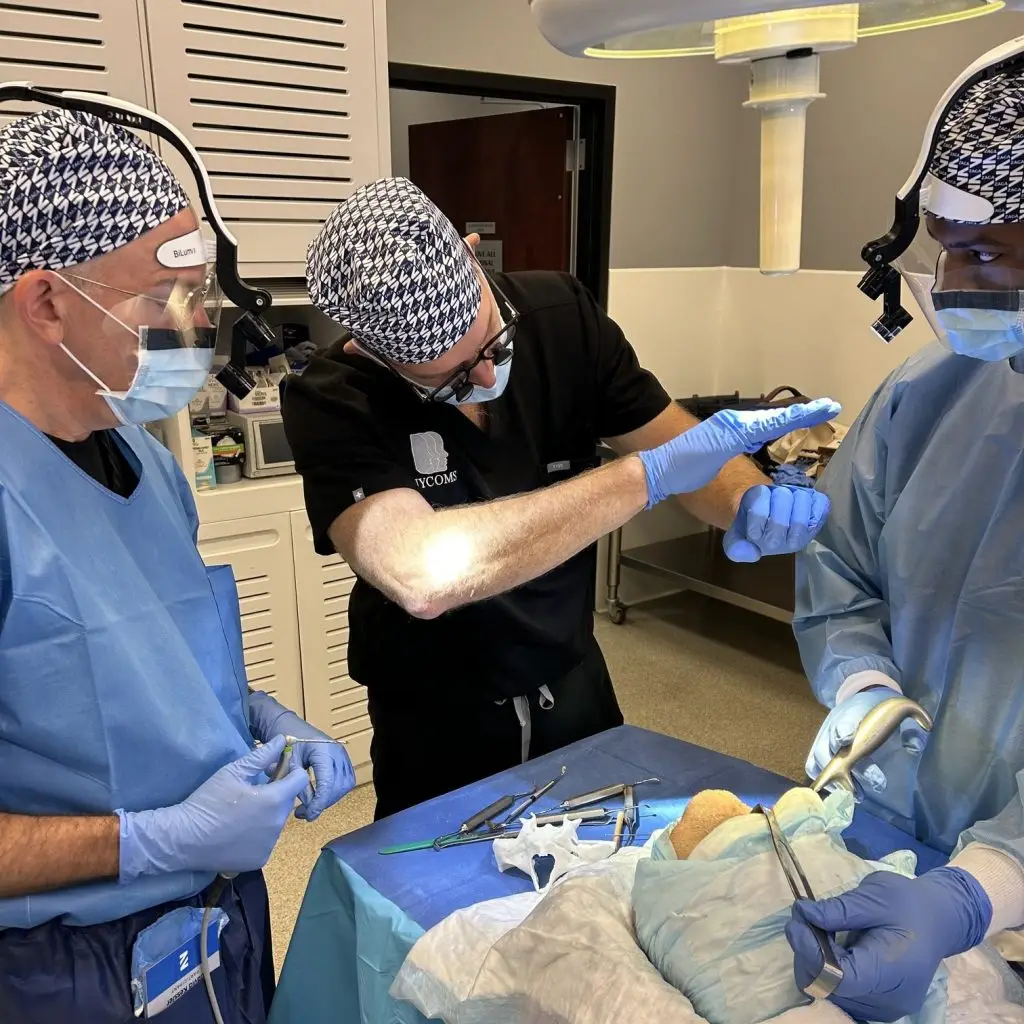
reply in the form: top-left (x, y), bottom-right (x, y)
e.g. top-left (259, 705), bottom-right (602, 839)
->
top-left (283, 177), bottom-right (838, 818)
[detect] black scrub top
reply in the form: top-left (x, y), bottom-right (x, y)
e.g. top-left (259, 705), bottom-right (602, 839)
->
top-left (48, 430), bottom-right (138, 498)
top-left (282, 271), bottom-right (671, 703)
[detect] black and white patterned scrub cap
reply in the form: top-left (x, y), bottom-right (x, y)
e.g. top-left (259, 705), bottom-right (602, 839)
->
top-left (925, 68), bottom-right (1024, 224)
top-left (0, 109), bottom-right (191, 294)
top-left (306, 176), bottom-right (482, 364)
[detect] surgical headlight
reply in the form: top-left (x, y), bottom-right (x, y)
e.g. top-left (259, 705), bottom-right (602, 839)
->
top-left (859, 35), bottom-right (1024, 343)
top-left (0, 82), bottom-right (271, 398)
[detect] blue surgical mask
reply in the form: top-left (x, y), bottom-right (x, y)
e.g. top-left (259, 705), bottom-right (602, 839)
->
top-left (443, 352), bottom-right (513, 406)
top-left (59, 276), bottom-right (215, 425)
top-left (933, 302), bottom-right (1024, 362)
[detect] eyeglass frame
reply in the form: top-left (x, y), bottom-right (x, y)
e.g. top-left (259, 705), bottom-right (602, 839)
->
top-left (395, 271), bottom-right (522, 404)
top-left (60, 269), bottom-right (216, 325)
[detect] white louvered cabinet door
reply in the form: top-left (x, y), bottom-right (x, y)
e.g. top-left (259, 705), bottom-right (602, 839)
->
top-left (0, 0), bottom-right (149, 129)
top-left (142, 0), bottom-right (387, 276)
top-left (289, 511), bottom-right (372, 784)
top-left (198, 512), bottom-right (304, 716)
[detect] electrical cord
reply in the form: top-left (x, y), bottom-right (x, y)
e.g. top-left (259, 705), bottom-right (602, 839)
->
top-left (200, 874), bottom-right (232, 1024)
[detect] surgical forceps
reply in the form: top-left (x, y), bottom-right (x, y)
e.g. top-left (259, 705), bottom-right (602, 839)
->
top-left (766, 695), bottom-right (934, 1000)
top-left (559, 777), bottom-right (659, 811)
top-left (754, 803), bottom-right (844, 1000)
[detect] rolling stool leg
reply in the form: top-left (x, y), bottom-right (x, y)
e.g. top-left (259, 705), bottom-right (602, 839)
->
top-left (607, 526), bottom-right (627, 624)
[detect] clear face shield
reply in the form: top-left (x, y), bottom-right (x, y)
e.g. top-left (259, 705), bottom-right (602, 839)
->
top-left (59, 228), bottom-right (227, 424)
top-left (892, 213), bottom-right (1024, 362)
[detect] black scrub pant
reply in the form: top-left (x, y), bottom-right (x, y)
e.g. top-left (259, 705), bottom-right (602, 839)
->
top-left (0, 871), bottom-right (275, 1024)
top-left (367, 637), bottom-right (624, 820)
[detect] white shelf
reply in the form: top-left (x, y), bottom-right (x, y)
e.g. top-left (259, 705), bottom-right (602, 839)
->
top-left (196, 474), bottom-right (306, 524)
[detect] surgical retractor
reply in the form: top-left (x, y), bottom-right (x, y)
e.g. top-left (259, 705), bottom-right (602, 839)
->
top-left (810, 696), bottom-right (934, 795)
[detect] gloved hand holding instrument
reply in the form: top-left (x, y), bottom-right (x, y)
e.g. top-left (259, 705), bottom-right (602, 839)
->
top-left (249, 690), bottom-right (356, 822)
top-left (807, 679), bottom-right (930, 798)
top-left (787, 866), bottom-right (992, 1023)
top-left (747, 701), bottom-right (931, 1006)
top-left (117, 735), bottom-right (309, 881)
top-left (781, 695), bottom-right (990, 1024)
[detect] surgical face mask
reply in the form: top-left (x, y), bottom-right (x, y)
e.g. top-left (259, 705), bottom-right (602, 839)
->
top-left (931, 295), bottom-right (1024, 362)
top-left (59, 275), bottom-right (216, 425)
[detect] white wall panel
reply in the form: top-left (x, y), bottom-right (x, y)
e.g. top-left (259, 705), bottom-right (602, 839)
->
top-left (198, 512), bottom-right (304, 714)
top-left (144, 0), bottom-right (386, 273)
top-left (0, 0), bottom-right (148, 127)
top-left (290, 512), bottom-right (372, 784)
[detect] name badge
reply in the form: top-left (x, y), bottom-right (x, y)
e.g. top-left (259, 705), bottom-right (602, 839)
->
top-left (131, 906), bottom-right (228, 1018)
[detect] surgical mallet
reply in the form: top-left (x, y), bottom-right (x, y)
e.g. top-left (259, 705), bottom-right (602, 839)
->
top-left (811, 696), bottom-right (933, 795)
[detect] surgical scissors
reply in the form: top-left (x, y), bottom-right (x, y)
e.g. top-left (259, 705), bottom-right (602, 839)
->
top-left (754, 804), bottom-right (844, 1000)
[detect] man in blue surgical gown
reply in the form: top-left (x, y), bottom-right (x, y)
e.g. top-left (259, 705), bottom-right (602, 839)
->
top-left (787, 42), bottom-right (1024, 1024)
top-left (0, 109), bottom-right (355, 1023)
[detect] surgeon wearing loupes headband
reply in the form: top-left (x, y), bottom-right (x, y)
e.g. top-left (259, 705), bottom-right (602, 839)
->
top-left (0, 105), bottom-right (354, 1023)
top-left (893, 81), bottom-right (1024, 364)
top-left (788, 37), bottom-right (1024, 1024)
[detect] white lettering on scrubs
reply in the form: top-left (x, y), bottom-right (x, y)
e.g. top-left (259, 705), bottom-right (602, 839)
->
top-left (414, 471), bottom-right (458, 489)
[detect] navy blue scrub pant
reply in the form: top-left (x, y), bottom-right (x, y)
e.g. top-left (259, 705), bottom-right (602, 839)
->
top-left (0, 871), bottom-right (275, 1024)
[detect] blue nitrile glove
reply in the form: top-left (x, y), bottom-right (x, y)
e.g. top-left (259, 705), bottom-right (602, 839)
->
top-left (248, 690), bottom-right (355, 821)
top-left (723, 483), bottom-right (831, 563)
top-left (117, 736), bottom-right (310, 881)
top-left (806, 687), bottom-right (929, 795)
top-left (786, 867), bottom-right (992, 1023)
top-left (637, 399), bottom-right (841, 508)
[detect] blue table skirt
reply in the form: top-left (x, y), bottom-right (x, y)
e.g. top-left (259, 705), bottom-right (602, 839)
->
top-left (270, 725), bottom-right (945, 1024)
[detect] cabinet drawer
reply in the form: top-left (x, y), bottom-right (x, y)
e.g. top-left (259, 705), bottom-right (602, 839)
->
top-left (335, 698), bottom-right (369, 727)
top-left (331, 685), bottom-right (365, 712)
top-left (340, 721), bottom-right (372, 767)
top-left (324, 575), bottom-right (356, 603)
top-left (326, 625), bottom-right (350, 652)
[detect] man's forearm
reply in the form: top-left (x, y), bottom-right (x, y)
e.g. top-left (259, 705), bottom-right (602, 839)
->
top-left (675, 454), bottom-right (769, 530)
top-left (606, 402), bottom-right (768, 531)
top-left (342, 456), bottom-right (649, 618)
top-left (0, 812), bottom-right (120, 897)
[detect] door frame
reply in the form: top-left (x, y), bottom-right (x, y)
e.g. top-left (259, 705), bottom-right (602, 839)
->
top-left (388, 63), bottom-right (615, 308)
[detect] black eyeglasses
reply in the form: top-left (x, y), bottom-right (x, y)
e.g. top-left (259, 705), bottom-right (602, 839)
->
top-left (418, 275), bottom-right (521, 403)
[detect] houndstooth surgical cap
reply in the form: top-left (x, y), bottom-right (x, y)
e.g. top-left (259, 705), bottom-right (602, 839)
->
top-left (0, 108), bottom-right (191, 294)
top-left (306, 177), bottom-right (482, 364)
top-left (925, 67), bottom-right (1024, 224)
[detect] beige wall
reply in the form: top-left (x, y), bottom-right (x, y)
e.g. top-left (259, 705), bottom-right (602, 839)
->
top-left (728, 13), bottom-right (1024, 270)
top-left (386, 0), bottom-right (748, 269)
top-left (389, 1), bottom-right (1024, 272)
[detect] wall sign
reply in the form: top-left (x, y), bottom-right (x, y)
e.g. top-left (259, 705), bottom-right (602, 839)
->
top-left (475, 240), bottom-right (503, 273)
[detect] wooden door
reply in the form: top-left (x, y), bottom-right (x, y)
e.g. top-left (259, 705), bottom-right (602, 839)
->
top-left (408, 105), bottom-right (576, 273)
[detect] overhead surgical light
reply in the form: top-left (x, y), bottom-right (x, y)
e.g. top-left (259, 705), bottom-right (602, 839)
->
top-left (530, 0), bottom-right (1006, 275)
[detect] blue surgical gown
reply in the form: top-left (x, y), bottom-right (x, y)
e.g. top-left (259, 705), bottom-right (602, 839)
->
top-left (794, 341), bottom-right (1024, 856)
top-left (0, 402), bottom-right (254, 927)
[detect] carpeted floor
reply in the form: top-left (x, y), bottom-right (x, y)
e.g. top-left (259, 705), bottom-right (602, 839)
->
top-left (263, 591), bottom-right (823, 973)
